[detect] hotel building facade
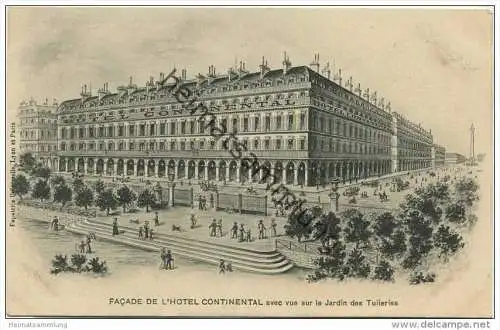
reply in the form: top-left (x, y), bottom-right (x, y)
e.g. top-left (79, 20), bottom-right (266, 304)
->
top-left (49, 55), bottom-right (439, 186)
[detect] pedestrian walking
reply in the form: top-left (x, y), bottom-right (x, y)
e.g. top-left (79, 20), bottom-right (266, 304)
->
top-left (270, 218), bottom-right (277, 237)
top-left (79, 240), bottom-right (86, 254)
top-left (219, 259), bottom-right (226, 274)
top-left (153, 211), bottom-right (160, 227)
top-left (160, 247), bottom-right (167, 269)
top-left (246, 228), bottom-right (252, 242)
top-left (217, 218), bottom-right (223, 237)
top-left (112, 218), bottom-right (120, 236)
top-left (149, 228), bottom-right (154, 240)
top-left (239, 224), bottom-right (245, 242)
top-left (225, 261), bottom-right (233, 272)
top-left (209, 219), bottom-right (217, 237)
top-left (138, 226), bottom-right (144, 239)
top-left (86, 235), bottom-right (92, 253)
top-left (231, 222), bottom-right (238, 239)
top-left (144, 221), bottom-right (150, 239)
top-left (165, 250), bottom-right (173, 270)
top-left (258, 220), bottom-right (266, 239)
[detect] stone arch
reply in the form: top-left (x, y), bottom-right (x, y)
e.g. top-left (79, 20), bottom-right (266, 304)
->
top-left (77, 158), bottom-right (85, 173)
top-left (126, 160), bottom-right (134, 176)
top-left (178, 160), bottom-right (185, 179)
top-left (107, 158), bottom-right (115, 175)
top-left (96, 159), bottom-right (104, 175)
top-left (219, 160), bottom-right (227, 181)
top-left (147, 159), bottom-right (155, 177)
top-left (207, 160), bottom-right (217, 180)
top-left (117, 159), bottom-right (125, 176)
top-left (285, 161), bottom-right (294, 185)
top-left (228, 160), bottom-right (237, 182)
top-left (187, 160), bottom-right (196, 179)
top-left (198, 160), bottom-right (205, 180)
top-left (137, 159), bottom-right (145, 176)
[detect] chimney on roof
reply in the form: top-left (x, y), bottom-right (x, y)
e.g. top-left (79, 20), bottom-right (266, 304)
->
top-left (207, 65), bottom-right (216, 84)
top-left (238, 61), bottom-right (249, 78)
top-left (310, 53), bottom-right (320, 73)
top-left (80, 84), bottom-right (91, 101)
top-left (259, 56), bottom-right (270, 79)
top-left (322, 62), bottom-right (331, 80)
top-left (98, 82), bottom-right (111, 101)
top-left (282, 52), bottom-right (292, 75)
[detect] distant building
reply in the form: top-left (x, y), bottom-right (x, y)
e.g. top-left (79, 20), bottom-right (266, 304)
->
top-left (445, 152), bottom-right (466, 166)
top-left (18, 98), bottom-right (59, 169)
top-left (431, 144), bottom-right (446, 167)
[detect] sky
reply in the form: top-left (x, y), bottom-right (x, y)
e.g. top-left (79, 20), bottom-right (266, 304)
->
top-left (6, 7), bottom-right (494, 156)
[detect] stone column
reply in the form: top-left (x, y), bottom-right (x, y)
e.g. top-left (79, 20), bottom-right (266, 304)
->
top-left (114, 159), bottom-right (118, 176)
top-left (175, 163), bottom-right (179, 180)
top-left (304, 163), bottom-right (309, 186)
top-left (133, 160), bottom-right (138, 176)
top-left (103, 160), bottom-right (108, 175)
top-left (204, 164), bottom-right (208, 180)
top-left (93, 161), bottom-right (98, 174)
top-left (236, 165), bottom-right (241, 183)
top-left (248, 167), bottom-right (253, 183)
top-left (215, 165), bottom-right (220, 181)
top-left (294, 166), bottom-right (298, 185)
top-left (282, 166), bottom-right (286, 185)
top-left (195, 162), bottom-right (199, 179)
top-left (83, 159), bottom-right (88, 174)
top-left (154, 161), bottom-right (159, 177)
top-left (225, 165), bottom-right (230, 181)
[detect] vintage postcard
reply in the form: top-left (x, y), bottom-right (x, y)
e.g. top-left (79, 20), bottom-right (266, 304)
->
top-left (4, 5), bottom-right (495, 319)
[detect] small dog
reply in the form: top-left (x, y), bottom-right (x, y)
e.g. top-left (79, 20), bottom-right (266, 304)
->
top-left (172, 225), bottom-right (182, 232)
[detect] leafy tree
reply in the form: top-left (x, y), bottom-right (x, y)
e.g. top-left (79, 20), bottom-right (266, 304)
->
top-left (96, 189), bottom-right (118, 216)
top-left (137, 189), bottom-right (157, 213)
top-left (454, 177), bottom-right (479, 207)
top-left (51, 175), bottom-right (66, 187)
top-left (70, 254), bottom-right (87, 272)
top-left (20, 152), bottom-right (36, 173)
top-left (32, 179), bottom-right (51, 201)
top-left (284, 206), bottom-right (322, 242)
top-left (94, 179), bottom-right (105, 195)
top-left (344, 248), bottom-right (371, 279)
top-left (372, 260), bottom-right (395, 282)
top-left (75, 186), bottom-right (94, 210)
top-left (117, 185), bottom-right (137, 213)
top-left (311, 240), bottom-right (347, 281)
top-left (445, 201), bottom-right (467, 223)
top-left (32, 166), bottom-right (51, 181)
top-left (380, 229), bottom-right (407, 259)
top-left (11, 174), bottom-right (30, 199)
top-left (433, 225), bottom-right (465, 260)
top-left (85, 257), bottom-right (108, 273)
top-left (373, 212), bottom-right (398, 238)
top-left (342, 209), bottom-right (372, 248)
top-left (72, 178), bottom-right (85, 193)
top-left (53, 184), bottom-right (72, 208)
top-left (400, 209), bottom-right (433, 269)
top-left (312, 211), bottom-right (341, 246)
top-left (50, 254), bottom-right (69, 275)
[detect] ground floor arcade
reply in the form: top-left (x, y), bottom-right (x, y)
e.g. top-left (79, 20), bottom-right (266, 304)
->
top-left (53, 156), bottom-right (430, 186)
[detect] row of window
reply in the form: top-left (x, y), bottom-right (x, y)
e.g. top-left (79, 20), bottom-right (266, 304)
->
top-left (60, 114), bottom-right (307, 139)
top-left (60, 138), bottom-right (308, 152)
top-left (310, 136), bottom-right (390, 155)
top-left (311, 114), bottom-right (391, 145)
top-left (20, 129), bottom-right (57, 139)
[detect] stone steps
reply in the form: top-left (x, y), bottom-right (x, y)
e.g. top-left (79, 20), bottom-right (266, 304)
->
top-left (66, 219), bottom-right (294, 274)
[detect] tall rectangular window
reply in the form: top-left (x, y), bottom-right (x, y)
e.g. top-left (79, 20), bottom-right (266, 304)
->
top-left (160, 123), bottom-right (166, 135)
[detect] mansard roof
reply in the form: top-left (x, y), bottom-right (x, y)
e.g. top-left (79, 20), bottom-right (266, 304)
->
top-left (57, 65), bottom-right (312, 114)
